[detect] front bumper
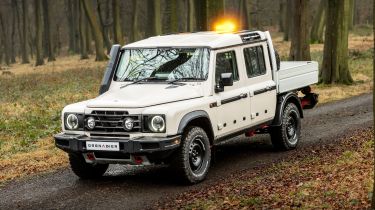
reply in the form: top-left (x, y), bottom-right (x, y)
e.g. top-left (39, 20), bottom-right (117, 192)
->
top-left (54, 133), bottom-right (181, 154)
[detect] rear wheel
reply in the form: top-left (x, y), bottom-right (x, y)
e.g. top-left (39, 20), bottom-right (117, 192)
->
top-left (271, 102), bottom-right (301, 150)
top-left (171, 126), bottom-right (211, 184)
top-left (69, 153), bottom-right (108, 179)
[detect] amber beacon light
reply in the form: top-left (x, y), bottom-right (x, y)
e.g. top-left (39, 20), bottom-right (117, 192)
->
top-left (214, 19), bottom-right (238, 33)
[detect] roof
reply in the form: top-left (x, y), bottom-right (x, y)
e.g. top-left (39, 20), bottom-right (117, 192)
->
top-left (123, 31), bottom-right (267, 49)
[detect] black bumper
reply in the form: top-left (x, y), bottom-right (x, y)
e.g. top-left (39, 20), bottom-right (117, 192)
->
top-left (54, 133), bottom-right (181, 154)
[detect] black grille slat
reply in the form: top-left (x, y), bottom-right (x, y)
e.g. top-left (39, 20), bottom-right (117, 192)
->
top-left (85, 110), bottom-right (141, 136)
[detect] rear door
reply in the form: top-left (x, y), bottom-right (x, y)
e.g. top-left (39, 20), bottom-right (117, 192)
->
top-left (242, 43), bottom-right (277, 125)
top-left (213, 49), bottom-right (251, 138)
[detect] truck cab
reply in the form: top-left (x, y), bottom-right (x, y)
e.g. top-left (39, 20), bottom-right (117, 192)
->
top-left (55, 30), bottom-right (318, 184)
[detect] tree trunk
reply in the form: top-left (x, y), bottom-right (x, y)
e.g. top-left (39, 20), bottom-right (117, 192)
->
top-left (14, 0), bottom-right (23, 60)
top-left (146, 0), bottom-right (161, 37)
top-left (10, 2), bottom-right (17, 63)
top-left (320, 0), bottom-right (353, 84)
top-left (372, 0), bottom-right (375, 208)
top-left (20, 0), bottom-right (29, 63)
top-left (154, 0), bottom-right (162, 35)
top-left (112, 0), bottom-right (123, 45)
top-left (72, 0), bottom-right (80, 53)
top-left (195, 0), bottom-right (207, 31)
top-left (131, 0), bottom-right (139, 41)
top-left (81, 0), bottom-right (107, 61)
top-left (97, 0), bottom-right (112, 53)
top-left (239, 0), bottom-right (250, 30)
top-left (28, 24), bottom-right (35, 59)
top-left (0, 14), bottom-right (10, 66)
top-left (42, 0), bottom-right (56, 61)
top-left (279, 0), bottom-right (285, 32)
top-left (79, 0), bottom-right (88, 59)
top-left (310, 0), bottom-right (327, 44)
top-left (207, 0), bottom-right (225, 29)
top-left (348, 0), bottom-right (355, 30)
top-left (283, 0), bottom-right (293, 41)
top-left (169, 0), bottom-right (178, 33)
top-left (66, 0), bottom-right (75, 53)
top-left (35, 0), bottom-right (44, 66)
top-left (289, 0), bottom-right (311, 61)
top-left (187, 0), bottom-right (195, 32)
top-left (85, 21), bottom-right (92, 54)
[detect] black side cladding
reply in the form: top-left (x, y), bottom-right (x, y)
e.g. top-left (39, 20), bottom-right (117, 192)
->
top-left (99, 44), bottom-right (121, 95)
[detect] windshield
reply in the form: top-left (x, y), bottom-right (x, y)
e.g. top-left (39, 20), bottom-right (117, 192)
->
top-left (114, 48), bottom-right (210, 82)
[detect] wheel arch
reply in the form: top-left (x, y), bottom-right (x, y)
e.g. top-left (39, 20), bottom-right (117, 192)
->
top-left (271, 92), bottom-right (303, 126)
top-left (177, 110), bottom-right (214, 145)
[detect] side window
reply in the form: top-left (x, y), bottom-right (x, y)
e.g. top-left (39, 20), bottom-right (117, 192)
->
top-left (243, 46), bottom-right (266, 78)
top-left (215, 51), bottom-right (239, 83)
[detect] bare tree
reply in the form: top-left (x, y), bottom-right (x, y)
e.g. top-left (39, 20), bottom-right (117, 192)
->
top-left (147, 0), bottom-right (162, 36)
top-left (195, 0), bottom-right (207, 31)
top-left (289, 0), bottom-right (311, 61)
top-left (310, 0), bottom-right (327, 44)
top-left (187, 0), bottom-right (195, 32)
top-left (97, 0), bottom-right (112, 52)
top-left (35, 0), bottom-right (44, 66)
top-left (79, 0), bottom-right (88, 59)
top-left (283, 0), bottom-right (293, 41)
top-left (239, 0), bottom-right (251, 30)
top-left (112, 0), bottom-right (123, 45)
top-left (42, 0), bottom-right (56, 61)
top-left (320, 0), bottom-right (353, 84)
top-left (81, 0), bottom-right (107, 61)
top-left (279, 0), bottom-right (285, 32)
top-left (372, 0), bottom-right (375, 207)
top-left (207, 0), bottom-right (225, 28)
top-left (0, 13), bottom-right (10, 66)
top-left (21, 0), bottom-right (29, 63)
top-left (169, 0), bottom-right (178, 33)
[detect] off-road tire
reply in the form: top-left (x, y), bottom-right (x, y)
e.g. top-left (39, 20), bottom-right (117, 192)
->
top-left (69, 153), bottom-right (109, 179)
top-left (171, 126), bottom-right (211, 184)
top-left (270, 102), bottom-right (301, 150)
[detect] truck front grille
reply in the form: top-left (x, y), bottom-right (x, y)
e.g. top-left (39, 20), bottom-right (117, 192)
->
top-left (85, 110), bottom-right (141, 136)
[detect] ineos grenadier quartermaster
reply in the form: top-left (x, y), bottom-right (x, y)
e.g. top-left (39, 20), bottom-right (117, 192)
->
top-left (54, 30), bottom-right (319, 184)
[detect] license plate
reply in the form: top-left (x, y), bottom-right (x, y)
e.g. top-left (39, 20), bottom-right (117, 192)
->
top-left (86, 141), bottom-right (120, 151)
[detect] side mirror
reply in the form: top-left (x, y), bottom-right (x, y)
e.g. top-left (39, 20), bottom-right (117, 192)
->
top-left (215, 73), bottom-right (233, 93)
top-left (99, 44), bottom-right (121, 95)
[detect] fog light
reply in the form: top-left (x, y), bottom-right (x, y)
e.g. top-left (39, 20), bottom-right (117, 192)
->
top-left (87, 117), bottom-right (95, 130)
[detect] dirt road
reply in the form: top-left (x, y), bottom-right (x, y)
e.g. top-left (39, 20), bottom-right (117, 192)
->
top-left (0, 93), bottom-right (372, 210)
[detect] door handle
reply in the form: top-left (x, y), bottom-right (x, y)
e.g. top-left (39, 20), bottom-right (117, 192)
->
top-left (239, 93), bottom-right (248, 98)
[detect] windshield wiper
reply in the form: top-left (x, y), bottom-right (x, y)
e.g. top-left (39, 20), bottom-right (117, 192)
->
top-left (120, 76), bottom-right (158, 89)
top-left (167, 77), bottom-right (204, 85)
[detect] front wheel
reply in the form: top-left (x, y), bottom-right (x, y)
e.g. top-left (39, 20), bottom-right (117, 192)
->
top-left (171, 126), bottom-right (211, 184)
top-left (69, 153), bottom-right (109, 179)
top-left (270, 102), bottom-right (301, 150)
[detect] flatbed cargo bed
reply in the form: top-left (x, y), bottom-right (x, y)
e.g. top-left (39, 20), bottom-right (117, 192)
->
top-left (277, 61), bottom-right (319, 93)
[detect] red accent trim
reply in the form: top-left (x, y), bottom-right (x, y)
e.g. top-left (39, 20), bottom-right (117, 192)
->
top-left (133, 156), bottom-right (143, 164)
top-left (87, 153), bottom-right (95, 161)
top-left (301, 98), bottom-right (310, 109)
top-left (245, 130), bottom-right (255, 137)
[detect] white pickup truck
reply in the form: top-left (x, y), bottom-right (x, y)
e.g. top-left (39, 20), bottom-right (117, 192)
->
top-left (54, 30), bottom-right (318, 184)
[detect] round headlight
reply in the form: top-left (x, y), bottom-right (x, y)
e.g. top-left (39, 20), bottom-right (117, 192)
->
top-left (150, 116), bottom-right (165, 132)
top-left (66, 114), bottom-right (79, 130)
top-left (87, 117), bottom-right (95, 130)
top-left (123, 117), bottom-right (134, 131)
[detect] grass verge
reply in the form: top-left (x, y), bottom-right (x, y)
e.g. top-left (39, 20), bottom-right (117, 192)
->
top-left (157, 128), bottom-right (374, 209)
